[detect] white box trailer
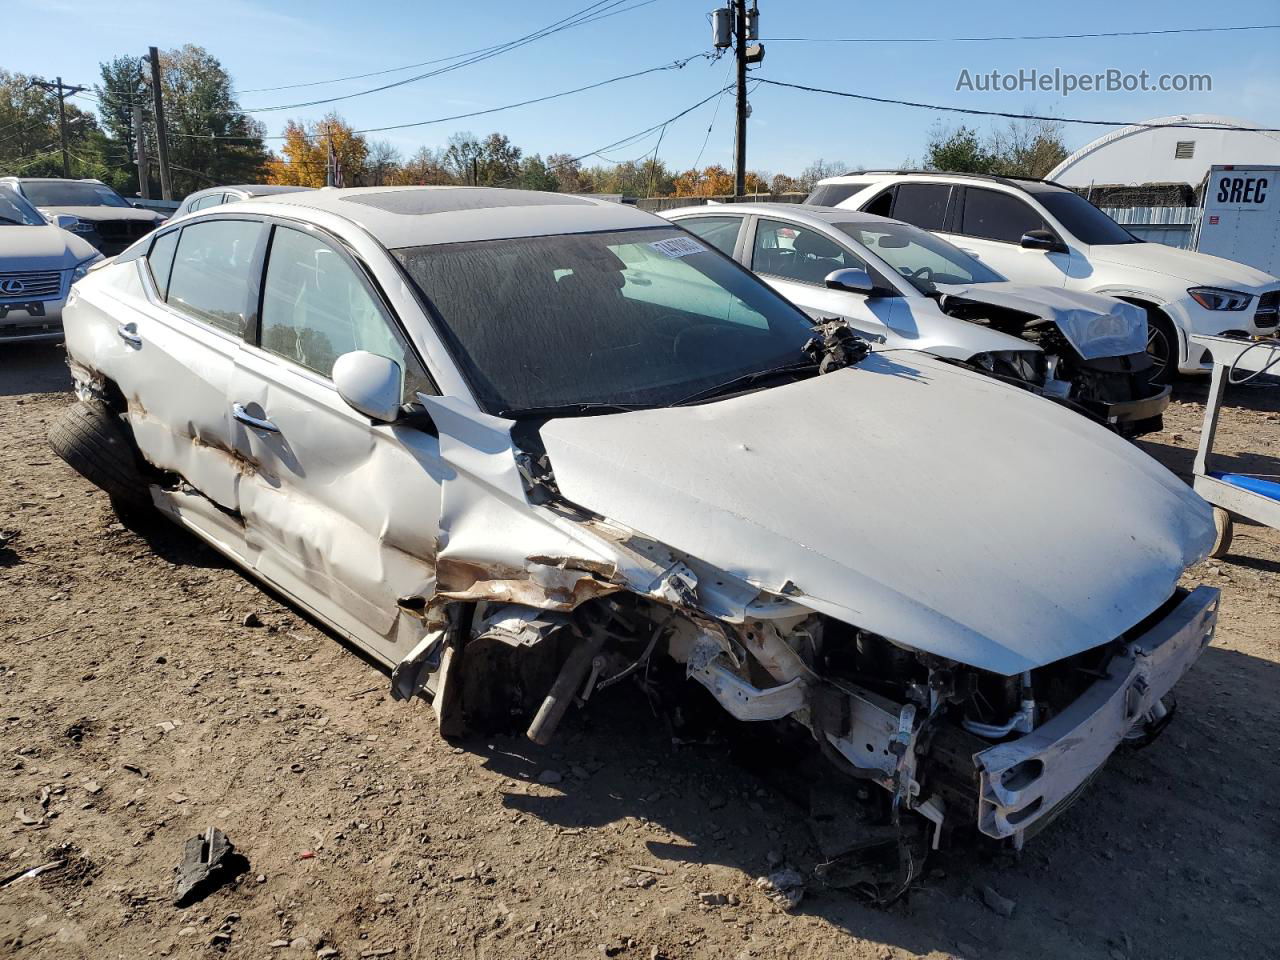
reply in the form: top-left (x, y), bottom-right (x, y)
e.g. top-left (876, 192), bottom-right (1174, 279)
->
top-left (1194, 164), bottom-right (1280, 275)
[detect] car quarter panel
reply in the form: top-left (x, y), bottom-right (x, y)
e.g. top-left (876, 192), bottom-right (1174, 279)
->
top-left (64, 258), bottom-right (246, 512)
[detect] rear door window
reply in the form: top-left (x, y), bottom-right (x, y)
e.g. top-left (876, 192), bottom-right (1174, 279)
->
top-left (890, 183), bottom-right (951, 231)
top-left (165, 219), bottom-right (265, 336)
top-left (677, 216), bottom-right (743, 256)
top-left (959, 188), bottom-right (1047, 243)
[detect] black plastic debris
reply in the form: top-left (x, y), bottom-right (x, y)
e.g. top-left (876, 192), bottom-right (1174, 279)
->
top-left (173, 827), bottom-right (243, 906)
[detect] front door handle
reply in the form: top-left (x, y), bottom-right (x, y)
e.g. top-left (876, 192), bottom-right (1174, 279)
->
top-left (116, 322), bottom-right (142, 347)
top-left (232, 402), bottom-right (279, 433)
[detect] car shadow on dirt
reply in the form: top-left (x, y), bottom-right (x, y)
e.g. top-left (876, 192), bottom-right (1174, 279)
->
top-left (0, 341), bottom-right (71, 397)
top-left (466, 638), bottom-right (1280, 960)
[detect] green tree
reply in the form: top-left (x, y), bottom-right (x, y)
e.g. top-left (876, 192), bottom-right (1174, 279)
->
top-left (924, 119), bottom-right (1069, 178)
top-left (924, 124), bottom-right (998, 174)
top-left (516, 154), bottom-right (558, 192)
top-left (94, 55), bottom-right (150, 194)
top-left (0, 70), bottom-right (110, 181)
top-left (157, 45), bottom-right (267, 193)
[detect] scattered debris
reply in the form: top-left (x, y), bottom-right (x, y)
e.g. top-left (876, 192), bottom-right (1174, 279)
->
top-left (0, 859), bottom-right (65, 889)
top-left (757, 868), bottom-right (806, 911)
top-left (242, 612), bottom-right (263, 628)
top-left (697, 891), bottom-right (728, 906)
top-left (537, 769), bottom-right (563, 785)
top-left (172, 827), bottom-right (241, 906)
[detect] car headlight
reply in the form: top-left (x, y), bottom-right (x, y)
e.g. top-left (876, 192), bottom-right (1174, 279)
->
top-left (969, 350), bottom-right (1044, 383)
top-left (70, 221), bottom-right (96, 235)
top-left (1188, 287), bottom-right (1252, 311)
top-left (71, 254), bottom-right (105, 283)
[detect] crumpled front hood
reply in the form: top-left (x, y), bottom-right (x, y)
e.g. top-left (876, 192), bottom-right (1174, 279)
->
top-left (39, 205), bottom-right (161, 224)
top-left (1088, 241), bottom-right (1279, 289)
top-left (0, 225), bottom-right (96, 272)
top-left (935, 281), bottom-right (1147, 359)
top-left (539, 352), bottom-right (1213, 675)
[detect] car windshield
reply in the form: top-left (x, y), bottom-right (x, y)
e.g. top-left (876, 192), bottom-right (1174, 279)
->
top-left (0, 186), bottom-right (44, 226)
top-left (1037, 190), bottom-right (1140, 245)
top-left (20, 180), bottom-right (131, 209)
top-left (837, 220), bottom-right (1006, 293)
top-left (394, 227), bottom-right (823, 415)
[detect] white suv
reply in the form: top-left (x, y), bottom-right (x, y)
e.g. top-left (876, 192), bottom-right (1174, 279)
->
top-left (809, 172), bottom-right (1280, 380)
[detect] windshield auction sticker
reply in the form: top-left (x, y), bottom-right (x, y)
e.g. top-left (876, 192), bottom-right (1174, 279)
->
top-left (649, 237), bottom-right (707, 259)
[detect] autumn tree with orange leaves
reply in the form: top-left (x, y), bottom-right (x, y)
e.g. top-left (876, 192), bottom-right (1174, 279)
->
top-left (266, 113), bottom-right (368, 187)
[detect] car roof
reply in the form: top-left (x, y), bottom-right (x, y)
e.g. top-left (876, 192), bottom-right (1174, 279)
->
top-left (204, 184), bottom-right (315, 197)
top-left (813, 170), bottom-right (1073, 194)
top-left (666, 202), bottom-right (905, 230)
top-left (237, 185), bottom-right (661, 247)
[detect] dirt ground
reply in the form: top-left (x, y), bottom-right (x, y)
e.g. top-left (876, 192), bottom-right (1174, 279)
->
top-left (2, 341), bottom-right (1278, 960)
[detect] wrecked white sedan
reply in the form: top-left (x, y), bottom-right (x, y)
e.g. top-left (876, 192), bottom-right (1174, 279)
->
top-left (50, 186), bottom-right (1219, 895)
top-left (666, 203), bottom-right (1170, 436)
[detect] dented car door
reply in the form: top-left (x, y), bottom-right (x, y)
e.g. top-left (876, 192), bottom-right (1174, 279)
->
top-left (227, 222), bottom-right (445, 664)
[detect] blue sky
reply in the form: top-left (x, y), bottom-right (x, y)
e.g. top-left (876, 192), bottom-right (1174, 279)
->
top-left (5, 0), bottom-right (1279, 176)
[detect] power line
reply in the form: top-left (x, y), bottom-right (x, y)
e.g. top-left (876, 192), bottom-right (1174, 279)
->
top-left (761, 23), bottom-right (1280, 43)
top-left (235, 0), bottom-right (660, 94)
top-left (691, 54), bottom-right (735, 170)
top-left (168, 55), bottom-right (709, 141)
top-left (752, 78), bottom-right (1280, 132)
top-left (242, 0), bottom-right (651, 113)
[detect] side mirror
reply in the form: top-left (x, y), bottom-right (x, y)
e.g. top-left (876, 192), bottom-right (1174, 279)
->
top-left (53, 214), bottom-right (79, 231)
top-left (824, 268), bottom-right (875, 295)
top-left (333, 351), bottom-right (402, 423)
top-left (1020, 229), bottom-right (1066, 253)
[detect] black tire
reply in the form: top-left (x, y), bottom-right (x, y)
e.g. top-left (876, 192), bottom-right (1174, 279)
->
top-left (1144, 310), bottom-right (1178, 386)
top-left (47, 400), bottom-right (151, 510)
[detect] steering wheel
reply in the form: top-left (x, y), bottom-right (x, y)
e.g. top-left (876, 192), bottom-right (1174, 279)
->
top-left (909, 266), bottom-right (934, 282)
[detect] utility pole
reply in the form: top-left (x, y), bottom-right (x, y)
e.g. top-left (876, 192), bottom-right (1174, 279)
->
top-left (732, 0), bottom-right (747, 197)
top-left (148, 47), bottom-right (173, 200)
top-left (132, 103), bottom-right (151, 200)
top-left (30, 76), bottom-right (87, 178)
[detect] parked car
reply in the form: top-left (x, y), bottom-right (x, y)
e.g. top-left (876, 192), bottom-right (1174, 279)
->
top-left (666, 203), bottom-right (1169, 435)
top-left (172, 184), bottom-right (315, 219)
top-left (808, 171), bottom-right (1280, 382)
top-left (49, 186), bottom-right (1218, 894)
top-left (0, 177), bottom-right (166, 256)
top-left (0, 184), bottom-right (102, 343)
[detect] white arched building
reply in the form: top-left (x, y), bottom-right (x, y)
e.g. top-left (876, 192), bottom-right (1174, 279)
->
top-left (1048, 114), bottom-right (1280, 188)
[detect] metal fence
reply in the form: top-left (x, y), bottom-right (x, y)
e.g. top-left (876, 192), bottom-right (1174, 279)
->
top-left (1100, 205), bottom-right (1201, 249)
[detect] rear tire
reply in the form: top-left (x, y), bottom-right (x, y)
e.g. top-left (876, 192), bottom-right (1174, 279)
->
top-left (47, 400), bottom-right (152, 512)
top-left (1144, 310), bottom-right (1178, 386)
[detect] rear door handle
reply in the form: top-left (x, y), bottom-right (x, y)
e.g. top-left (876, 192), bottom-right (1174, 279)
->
top-left (116, 322), bottom-right (142, 347)
top-left (232, 402), bottom-right (279, 433)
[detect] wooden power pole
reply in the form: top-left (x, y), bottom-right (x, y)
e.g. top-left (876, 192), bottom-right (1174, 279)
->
top-left (148, 47), bottom-right (173, 200)
top-left (732, 0), bottom-right (747, 197)
top-left (30, 76), bottom-right (87, 178)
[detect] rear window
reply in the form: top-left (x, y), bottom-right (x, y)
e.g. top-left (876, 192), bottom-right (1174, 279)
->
top-left (165, 220), bottom-right (265, 335)
top-left (677, 216), bottom-right (742, 256)
top-left (806, 183), bottom-right (863, 207)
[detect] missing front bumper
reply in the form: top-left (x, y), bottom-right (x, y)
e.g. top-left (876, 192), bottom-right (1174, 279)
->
top-left (973, 586), bottom-right (1218, 846)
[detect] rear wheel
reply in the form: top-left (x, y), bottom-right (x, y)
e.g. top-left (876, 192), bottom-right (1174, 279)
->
top-left (1144, 310), bottom-right (1178, 386)
top-left (47, 400), bottom-right (152, 513)
top-left (1209, 507), bottom-right (1234, 559)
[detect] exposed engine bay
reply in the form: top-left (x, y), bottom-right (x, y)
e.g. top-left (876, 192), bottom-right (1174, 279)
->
top-left (935, 285), bottom-right (1170, 436)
